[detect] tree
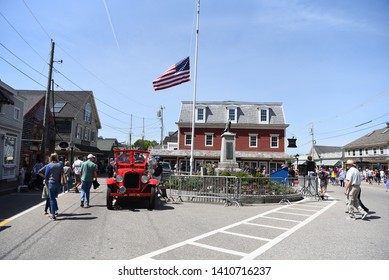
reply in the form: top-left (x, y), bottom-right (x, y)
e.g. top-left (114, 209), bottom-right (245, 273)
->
top-left (133, 139), bottom-right (158, 150)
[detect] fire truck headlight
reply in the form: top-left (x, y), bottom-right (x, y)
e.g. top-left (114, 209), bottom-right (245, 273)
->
top-left (119, 186), bottom-right (126, 194)
top-left (141, 175), bottom-right (149, 184)
top-left (116, 175), bottom-right (123, 183)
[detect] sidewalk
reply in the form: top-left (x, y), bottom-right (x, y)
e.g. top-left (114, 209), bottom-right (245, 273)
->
top-left (0, 176), bottom-right (107, 222)
top-left (0, 180), bottom-right (18, 196)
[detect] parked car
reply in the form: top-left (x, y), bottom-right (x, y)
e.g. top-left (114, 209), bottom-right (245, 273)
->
top-left (105, 149), bottom-right (158, 210)
top-left (160, 161), bottom-right (172, 181)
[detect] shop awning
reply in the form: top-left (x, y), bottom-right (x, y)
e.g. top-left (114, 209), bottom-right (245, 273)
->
top-left (0, 89), bottom-right (14, 105)
top-left (317, 159), bottom-right (341, 166)
top-left (74, 144), bottom-right (103, 155)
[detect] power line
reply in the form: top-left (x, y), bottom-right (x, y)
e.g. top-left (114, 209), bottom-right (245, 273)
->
top-left (0, 42), bottom-right (47, 79)
top-left (12, 0), bottom-right (149, 113)
top-left (0, 10), bottom-right (48, 64)
top-left (316, 111), bottom-right (389, 136)
top-left (22, 0), bottom-right (52, 39)
top-left (3, 3), bottom-right (156, 131)
top-left (316, 121), bottom-right (387, 142)
top-left (1, 7), bottom-right (160, 138)
top-left (0, 55), bottom-right (46, 88)
top-left (0, 41), bottom-right (131, 136)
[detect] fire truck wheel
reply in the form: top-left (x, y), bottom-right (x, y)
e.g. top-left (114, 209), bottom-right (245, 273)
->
top-left (106, 186), bottom-right (114, 210)
top-left (148, 186), bottom-right (156, 210)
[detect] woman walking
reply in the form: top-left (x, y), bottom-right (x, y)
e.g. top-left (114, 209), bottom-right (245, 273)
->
top-left (44, 153), bottom-right (63, 220)
top-left (63, 161), bottom-right (73, 192)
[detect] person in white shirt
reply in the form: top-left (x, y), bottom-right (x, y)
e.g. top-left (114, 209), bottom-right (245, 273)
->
top-left (345, 160), bottom-right (368, 220)
top-left (72, 155), bottom-right (83, 193)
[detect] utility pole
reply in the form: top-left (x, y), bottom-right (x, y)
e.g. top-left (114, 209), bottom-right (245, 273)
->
top-left (158, 106), bottom-right (165, 149)
top-left (40, 40), bottom-right (55, 164)
top-left (142, 117), bottom-right (145, 150)
top-left (310, 123), bottom-right (316, 157)
top-left (129, 114), bottom-right (132, 148)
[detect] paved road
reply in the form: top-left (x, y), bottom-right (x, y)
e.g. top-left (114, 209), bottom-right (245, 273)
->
top-left (0, 179), bottom-right (388, 260)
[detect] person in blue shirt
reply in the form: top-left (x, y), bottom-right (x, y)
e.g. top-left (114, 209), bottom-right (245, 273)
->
top-left (44, 153), bottom-right (63, 220)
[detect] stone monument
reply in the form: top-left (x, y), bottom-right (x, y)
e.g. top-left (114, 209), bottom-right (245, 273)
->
top-left (216, 120), bottom-right (240, 175)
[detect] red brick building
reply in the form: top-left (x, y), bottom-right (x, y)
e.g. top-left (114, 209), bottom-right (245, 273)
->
top-left (152, 101), bottom-right (290, 174)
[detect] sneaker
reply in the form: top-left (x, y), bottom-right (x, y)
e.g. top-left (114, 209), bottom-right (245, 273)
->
top-left (84, 204), bottom-right (89, 208)
top-left (55, 212), bottom-right (59, 217)
top-left (361, 212), bottom-right (368, 220)
top-left (44, 211), bottom-right (48, 215)
top-left (80, 201), bottom-right (84, 207)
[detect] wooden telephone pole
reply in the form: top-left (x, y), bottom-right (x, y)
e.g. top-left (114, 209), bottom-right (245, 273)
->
top-left (40, 40), bottom-right (55, 163)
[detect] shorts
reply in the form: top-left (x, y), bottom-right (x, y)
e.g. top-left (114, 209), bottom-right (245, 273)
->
top-left (74, 174), bottom-right (81, 184)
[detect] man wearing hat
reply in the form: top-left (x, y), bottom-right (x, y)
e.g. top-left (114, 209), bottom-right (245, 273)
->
top-left (79, 154), bottom-right (98, 207)
top-left (345, 160), bottom-right (368, 220)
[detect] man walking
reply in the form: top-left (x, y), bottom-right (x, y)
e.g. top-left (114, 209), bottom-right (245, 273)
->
top-left (345, 160), bottom-right (368, 220)
top-left (72, 155), bottom-right (83, 193)
top-left (80, 154), bottom-right (98, 208)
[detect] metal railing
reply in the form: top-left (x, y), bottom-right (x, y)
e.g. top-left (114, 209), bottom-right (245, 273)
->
top-left (162, 174), bottom-right (307, 206)
top-left (164, 175), bottom-right (240, 207)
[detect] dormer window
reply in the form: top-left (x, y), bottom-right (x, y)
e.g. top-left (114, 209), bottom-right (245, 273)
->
top-left (227, 106), bottom-right (237, 123)
top-left (258, 107), bottom-right (269, 124)
top-left (196, 106), bottom-right (206, 123)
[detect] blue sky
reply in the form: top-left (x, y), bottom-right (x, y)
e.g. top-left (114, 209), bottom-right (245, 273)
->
top-left (1, 0), bottom-right (388, 155)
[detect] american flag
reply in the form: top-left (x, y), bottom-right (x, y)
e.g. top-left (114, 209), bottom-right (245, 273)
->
top-left (153, 57), bottom-right (190, 91)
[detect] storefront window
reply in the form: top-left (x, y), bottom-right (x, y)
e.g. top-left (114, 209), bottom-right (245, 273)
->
top-left (4, 135), bottom-right (16, 164)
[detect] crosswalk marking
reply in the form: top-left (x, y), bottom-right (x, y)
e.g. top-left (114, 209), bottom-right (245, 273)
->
top-left (133, 198), bottom-right (337, 260)
top-left (222, 230), bottom-right (273, 241)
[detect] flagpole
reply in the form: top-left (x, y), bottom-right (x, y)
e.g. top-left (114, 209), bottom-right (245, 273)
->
top-left (190, 0), bottom-right (200, 176)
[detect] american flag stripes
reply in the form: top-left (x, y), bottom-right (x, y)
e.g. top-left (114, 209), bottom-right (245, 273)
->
top-left (153, 57), bottom-right (190, 91)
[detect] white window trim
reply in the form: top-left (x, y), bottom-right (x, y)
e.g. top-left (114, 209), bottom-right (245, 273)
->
top-left (249, 134), bottom-right (258, 148)
top-left (226, 106), bottom-right (238, 123)
top-left (184, 133), bottom-right (191, 146)
top-left (258, 107), bottom-right (269, 124)
top-left (270, 134), bottom-right (279, 148)
top-left (205, 133), bottom-right (214, 146)
top-left (195, 107), bottom-right (206, 123)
